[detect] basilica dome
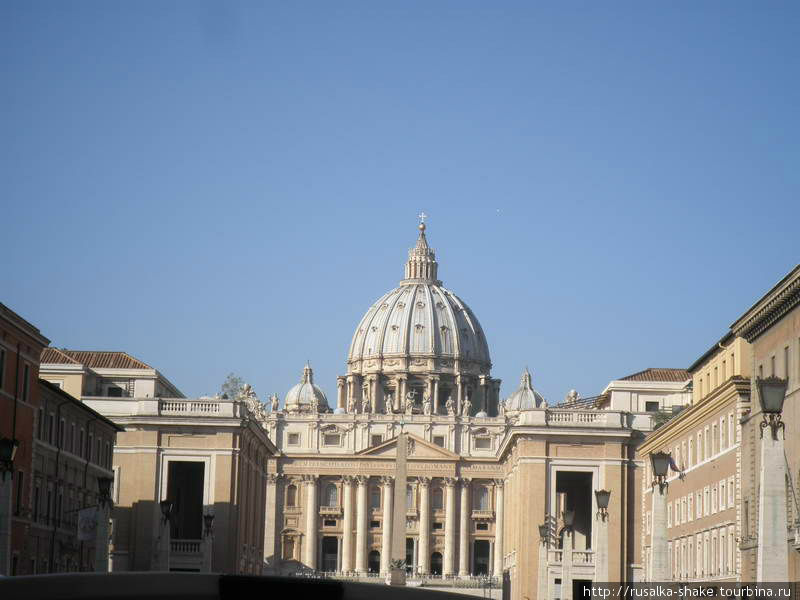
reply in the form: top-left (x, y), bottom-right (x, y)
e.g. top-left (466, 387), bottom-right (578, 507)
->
top-left (347, 223), bottom-right (491, 376)
top-left (285, 364), bottom-right (329, 413)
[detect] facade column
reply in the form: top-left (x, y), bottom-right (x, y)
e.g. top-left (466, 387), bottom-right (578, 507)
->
top-left (444, 477), bottom-right (457, 576)
top-left (337, 377), bottom-right (346, 411)
top-left (355, 476), bottom-right (369, 573)
top-left (649, 483), bottom-right (668, 581)
top-left (418, 477), bottom-right (431, 574)
top-left (304, 475), bottom-right (318, 570)
top-left (458, 478), bottom-right (471, 576)
top-left (596, 511), bottom-right (609, 584)
top-left (95, 503), bottom-right (111, 572)
top-left (562, 528), bottom-right (574, 600)
top-left (262, 473), bottom-right (280, 573)
top-left (432, 378), bottom-right (440, 415)
top-left (757, 431), bottom-right (790, 581)
top-left (380, 476), bottom-right (394, 574)
top-left (480, 376), bottom-right (488, 413)
top-left (341, 476), bottom-right (354, 573)
top-left (397, 378), bottom-right (406, 412)
top-left (456, 376), bottom-right (463, 416)
top-left (493, 479), bottom-right (504, 577)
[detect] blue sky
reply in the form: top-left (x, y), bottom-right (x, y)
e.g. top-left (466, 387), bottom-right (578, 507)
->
top-left (3, 2), bottom-right (798, 404)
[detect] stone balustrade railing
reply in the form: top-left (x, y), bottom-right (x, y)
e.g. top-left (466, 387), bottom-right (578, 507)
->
top-left (170, 539), bottom-right (202, 554)
top-left (572, 550), bottom-right (594, 564)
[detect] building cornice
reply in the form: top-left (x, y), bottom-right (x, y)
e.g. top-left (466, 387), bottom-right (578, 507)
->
top-left (638, 376), bottom-right (750, 454)
top-left (730, 264), bottom-right (800, 342)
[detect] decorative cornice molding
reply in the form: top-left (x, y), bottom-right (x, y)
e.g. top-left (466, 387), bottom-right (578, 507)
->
top-left (731, 266), bottom-right (800, 342)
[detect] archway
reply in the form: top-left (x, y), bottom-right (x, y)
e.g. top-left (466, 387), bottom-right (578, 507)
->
top-left (430, 552), bottom-right (443, 576)
top-left (368, 550), bottom-right (380, 574)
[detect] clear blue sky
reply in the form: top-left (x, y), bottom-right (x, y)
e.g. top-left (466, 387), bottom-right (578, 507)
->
top-left (3, 2), bottom-right (798, 405)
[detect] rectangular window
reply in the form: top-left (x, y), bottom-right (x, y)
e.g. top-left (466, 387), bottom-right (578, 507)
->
top-left (59, 419), bottom-right (65, 448)
top-left (704, 427), bottom-right (710, 459)
top-left (785, 346), bottom-right (790, 380)
top-left (15, 470), bottom-right (24, 515)
top-left (476, 522), bottom-right (488, 531)
top-left (744, 499), bottom-right (750, 538)
top-left (688, 494), bottom-right (693, 521)
top-left (433, 435), bottom-right (446, 447)
top-left (48, 414), bottom-right (54, 445)
top-left (324, 519), bottom-right (337, 527)
top-left (370, 434), bottom-right (382, 447)
top-left (22, 364), bottom-right (30, 402)
top-left (722, 359), bottom-right (727, 381)
top-left (719, 480), bottom-right (726, 510)
top-left (714, 366), bottom-right (718, 388)
top-left (323, 434), bottom-right (341, 446)
top-left (287, 433), bottom-right (300, 445)
top-left (432, 522), bottom-right (443, 530)
top-left (645, 401), bottom-right (660, 412)
top-left (646, 511), bottom-right (651, 534)
top-left (704, 487), bottom-right (710, 516)
top-left (712, 485), bottom-right (717, 514)
top-left (370, 520), bottom-right (380, 529)
top-left (697, 491), bottom-right (702, 517)
top-left (729, 412), bottom-right (734, 446)
top-left (667, 502), bottom-right (672, 528)
top-left (728, 476), bottom-right (734, 506)
top-left (474, 437), bottom-right (491, 449)
top-left (689, 439), bottom-right (694, 466)
top-left (712, 424), bottom-right (718, 454)
top-left (79, 429), bottom-right (85, 458)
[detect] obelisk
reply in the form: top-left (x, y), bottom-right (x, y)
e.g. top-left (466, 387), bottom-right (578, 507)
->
top-left (389, 428), bottom-right (408, 585)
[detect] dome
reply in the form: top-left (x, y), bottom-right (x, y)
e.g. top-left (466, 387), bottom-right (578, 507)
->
top-left (285, 364), bottom-right (329, 413)
top-left (504, 368), bottom-right (547, 411)
top-left (347, 223), bottom-right (491, 375)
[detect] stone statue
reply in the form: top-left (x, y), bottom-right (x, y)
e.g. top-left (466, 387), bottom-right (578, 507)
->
top-left (270, 393), bottom-right (279, 412)
top-left (362, 397), bottom-right (371, 414)
top-left (406, 389), bottom-right (417, 404)
top-left (462, 398), bottom-right (472, 417)
top-left (384, 393), bottom-right (393, 414)
top-left (498, 399), bottom-right (505, 417)
top-left (565, 389), bottom-right (580, 404)
top-left (422, 395), bottom-right (432, 415)
top-left (445, 396), bottom-right (455, 416)
top-left (347, 395), bottom-right (356, 414)
top-left (405, 397), bottom-right (414, 415)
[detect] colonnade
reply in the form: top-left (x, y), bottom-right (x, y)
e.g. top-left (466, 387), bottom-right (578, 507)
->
top-left (275, 475), bottom-right (505, 576)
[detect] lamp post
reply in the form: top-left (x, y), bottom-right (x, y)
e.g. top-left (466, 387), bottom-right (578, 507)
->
top-left (0, 438), bottom-right (18, 576)
top-left (755, 376), bottom-right (789, 582)
top-left (95, 475), bottom-right (113, 572)
top-left (203, 511), bottom-right (215, 572)
top-left (153, 499), bottom-right (174, 571)
top-left (594, 490), bottom-right (611, 584)
top-left (649, 452), bottom-right (671, 582)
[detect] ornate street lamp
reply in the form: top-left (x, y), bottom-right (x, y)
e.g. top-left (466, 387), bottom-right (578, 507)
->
top-left (203, 512), bottom-right (215, 538)
top-left (538, 523), bottom-right (549, 543)
top-left (160, 499), bottom-right (174, 525)
top-left (595, 489), bottom-right (611, 521)
top-left (97, 476), bottom-right (113, 509)
top-left (650, 451), bottom-right (671, 492)
top-left (0, 438), bottom-right (19, 481)
top-left (757, 376), bottom-right (788, 440)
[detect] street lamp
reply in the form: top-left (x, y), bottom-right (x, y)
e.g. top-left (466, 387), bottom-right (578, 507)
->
top-left (595, 489), bottom-right (611, 521)
top-left (203, 512), bottom-right (215, 537)
top-left (757, 376), bottom-right (788, 440)
top-left (0, 438), bottom-right (19, 481)
top-left (160, 499), bottom-right (174, 525)
top-left (538, 523), bottom-right (549, 544)
top-left (97, 476), bottom-right (113, 509)
top-left (650, 451), bottom-right (671, 492)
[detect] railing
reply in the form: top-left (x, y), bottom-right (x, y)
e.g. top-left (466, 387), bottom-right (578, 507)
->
top-left (572, 550), bottom-right (594, 564)
top-left (471, 510), bottom-right (494, 519)
top-left (549, 550), bottom-right (563, 563)
top-left (170, 539), bottom-right (202, 554)
top-left (406, 508), bottom-right (418, 517)
top-left (319, 506), bottom-right (342, 516)
top-left (161, 401), bottom-right (221, 415)
top-left (547, 411), bottom-right (602, 424)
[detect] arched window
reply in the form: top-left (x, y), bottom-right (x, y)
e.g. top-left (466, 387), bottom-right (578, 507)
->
top-left (474, 486), bottom-right (489, 511)
top-left (323, 483), bottom-right (338, 507)
top-left (406, 484), bottom-right (414, 508)
top-left (286, 484), bottom-right (297, 507)
top-left (370, 487), bottom-right (381, 509)
top-left (432, 487), bottom-right (443, 510)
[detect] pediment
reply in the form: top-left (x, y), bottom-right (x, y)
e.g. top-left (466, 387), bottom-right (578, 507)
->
top-left (357, 433), bottom-right (460, 460)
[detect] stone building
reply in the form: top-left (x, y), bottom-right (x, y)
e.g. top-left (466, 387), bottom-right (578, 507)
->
top-left (260, 223), bottom-right (664, 600)
top-left (40, 351), bottom-right (278, 574)
top-left (639, 263), bottom-right (800, 583)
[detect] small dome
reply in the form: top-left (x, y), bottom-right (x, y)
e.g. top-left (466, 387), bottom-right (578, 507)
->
top-left (285, 364), bottom-right (329, 413)
top-left (505, 368), bottom-right (547, 411)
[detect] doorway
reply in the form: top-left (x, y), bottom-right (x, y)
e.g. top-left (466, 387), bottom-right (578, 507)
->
top-left (473, 539), bottom-right (490, 575)
top-left (321, 537), bottom-right (338, 572)
top-left (430, 552), bottom-right (442, 575)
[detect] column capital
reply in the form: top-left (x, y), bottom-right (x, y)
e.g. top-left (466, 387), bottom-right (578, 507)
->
top-left (266, 473), bottom-right (283, 483)
top-left (417, 476), bottom-right (431, 487)
top-left (341, 475), bottom-right (356, 485)
top-left (354, 475), bottom-right (369, 486)
top-left (380, 475), bottom-right (394, 486)
top-left (458, 477), bottom-right (472, 487)
top-left (493, 478), bottom-right (505, 488)
top-left (301, 474), bottom-right (318, 484)
top-left (443, 477), bottom-right (458, 488)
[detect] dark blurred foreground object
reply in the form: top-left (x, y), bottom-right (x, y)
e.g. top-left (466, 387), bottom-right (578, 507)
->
top-left (0, 573), bottom-right (481, 600)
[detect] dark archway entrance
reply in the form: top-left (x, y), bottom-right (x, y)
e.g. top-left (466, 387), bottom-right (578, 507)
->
top-left (473, 539), bottom-right (490, 575)
top-left (368, 550), bottom-right (380, 574)
top-left (321, 537), bottom-right (338, 572)
top-left (430, 552), bottom-right (443, 576)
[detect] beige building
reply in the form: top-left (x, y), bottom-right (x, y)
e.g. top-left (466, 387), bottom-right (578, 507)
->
top-left (40, 351), bottom-right (278, 574)
top-left (640, 263), bottom-right (800, 583)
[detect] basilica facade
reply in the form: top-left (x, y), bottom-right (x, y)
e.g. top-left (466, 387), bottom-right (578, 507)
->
top-left (261, 223), bottom-right (652, 600)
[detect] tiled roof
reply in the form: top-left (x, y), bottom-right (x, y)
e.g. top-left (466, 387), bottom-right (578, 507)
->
top-left (40, 349), bottom-right (152, 370)
top-left (619, 368), bottom-right (691, 383)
